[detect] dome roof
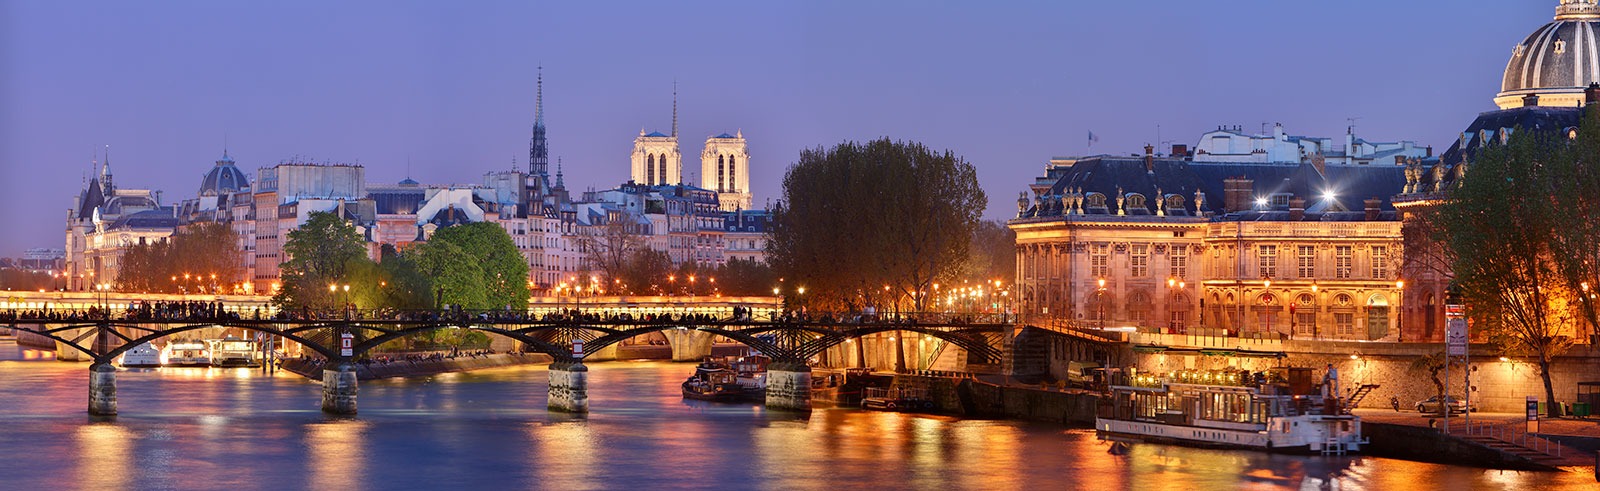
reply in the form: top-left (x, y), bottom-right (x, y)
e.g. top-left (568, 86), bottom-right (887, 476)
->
top-left (1497, 1), bottom-right (1600, 108)
top-left (199, 155), bottom-right (250, 196)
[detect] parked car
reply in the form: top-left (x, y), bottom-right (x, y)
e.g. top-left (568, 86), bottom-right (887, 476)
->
top-left (1415, 395), bottom-right (1475, 414)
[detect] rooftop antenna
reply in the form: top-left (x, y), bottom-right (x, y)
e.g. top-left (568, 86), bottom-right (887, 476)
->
top-left (1346, 117), bottom-right (1361, 135)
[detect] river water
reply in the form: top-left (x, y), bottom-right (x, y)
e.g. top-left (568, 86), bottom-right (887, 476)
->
top-left (0, 342), bottom-right (1592, 490)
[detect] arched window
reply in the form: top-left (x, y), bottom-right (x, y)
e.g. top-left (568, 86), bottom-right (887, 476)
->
top-left (647, 154), bottom-right (657, 184)
top-left (718, 155), bottom-right (726, 192)
top-left (729, 155), bottom-right (737, 192)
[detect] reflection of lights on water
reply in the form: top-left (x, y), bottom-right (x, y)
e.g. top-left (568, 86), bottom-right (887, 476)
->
top-left (307, 421), bottom-right (368, 490)
top-left (529, 421), bottom-right (598, 490)
top-left (75, 424), bottom-right (131, 489)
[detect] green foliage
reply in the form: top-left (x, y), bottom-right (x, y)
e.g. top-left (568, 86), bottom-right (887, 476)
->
top-left (377, 245), bottom-right (434, 309)
top-left (768, 138), bottom-right (986, 311)
top-left (965, 219), bottom-right (1017, 285)
top-left (274, 211), bottom-right (372, 308)
top-left (423, 222), bottom-right (529, 309)
top-left (407, 239), bottom-right (488, 309)
top-left (116, 222), bottom-right (244, 293)
top-left (1433, 118), bottom-right (1590, 410)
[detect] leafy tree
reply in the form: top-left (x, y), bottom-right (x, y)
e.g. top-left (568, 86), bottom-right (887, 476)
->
top-left (407, 239), bottom-right (488, 309)
top-left (713, 257), bottom-right (777, 297)
top-left (377, 244), bottom-right (434, 309)
top-left (1548, 104), bottom-right (1600, 343)
top-left (0, 268), bottom-right (53, 291)
top-left (768, 138), bottom-right (986, 311)
top-left (274, 211), bottom-right (371, 309)
top-left (425, 222), bottom-right (529, 309)
top-left (965, 219), bottom-right (1017, 285)
top-left (1435, 126), bottom-right (1579, 414)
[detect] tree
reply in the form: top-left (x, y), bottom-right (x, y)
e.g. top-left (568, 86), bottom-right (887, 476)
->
top-left (274, 211), bottom-right (371, 309)
top-left (1434, 126), bottom-right (1579, 415)
top-left (1408, 351), bottom-right (1451, 413)
top-left (1548, 104), bottom-right (1600, 343)
top-left (966, 219), bottom-right (1017, 285)
top-left (576, 215), bottom-right (647, 286)
top-left (424, 222), bottom-right (529, 309)
top-left (407, 239), bottom-right (488, 309)
top-left (616, 249), bottom-right (674, 295)
top-left (768, 139), bottom-right (986, 311)
top-left (714, 257), bottom-right (777, 297)
top-left (376, 244), bottom-right (434, 309)
top-left (116, 223), bottom-right (244, 293)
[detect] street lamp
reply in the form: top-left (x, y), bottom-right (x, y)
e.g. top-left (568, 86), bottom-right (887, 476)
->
top-left (1311, 283), bottom-right (1320, 340)
top-left (1096, 278), bottom-right (1107, 329)
top-left (1395, 279), bottom-right (1405, 343)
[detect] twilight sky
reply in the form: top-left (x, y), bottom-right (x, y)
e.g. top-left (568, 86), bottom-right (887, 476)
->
top-left (0, 1), bottom-right (1554, 257)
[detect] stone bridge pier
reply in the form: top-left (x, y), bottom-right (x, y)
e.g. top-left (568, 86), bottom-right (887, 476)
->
top-left (662, 328), bottom-right (716, 361)
top-left (548, 361), bottom-right (589, 413)
top-left (88, 363), bottom-right (117, 416)
top-left (321, 363), bottom-right (358, 415)
top-left (765, 362), bottom-right (812, 411)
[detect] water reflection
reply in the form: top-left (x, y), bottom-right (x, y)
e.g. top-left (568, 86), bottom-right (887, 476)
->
top-left (74, 423), bottom-right (131, 490)
top-left (306, 420), bottom-right (367, 490)
top-left (0, 350), bottom-right (1594, 490)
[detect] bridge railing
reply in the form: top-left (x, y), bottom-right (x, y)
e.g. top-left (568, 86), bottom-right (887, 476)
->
top-left (1, 305), bottom-right (1017, 327)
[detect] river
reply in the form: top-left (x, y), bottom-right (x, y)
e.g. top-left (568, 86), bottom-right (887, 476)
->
top-left (0, 342), bottom-right (1591, 490)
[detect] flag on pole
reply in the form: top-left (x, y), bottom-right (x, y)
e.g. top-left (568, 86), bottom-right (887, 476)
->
top-left (1088, 130), bottom-right (1100, 147)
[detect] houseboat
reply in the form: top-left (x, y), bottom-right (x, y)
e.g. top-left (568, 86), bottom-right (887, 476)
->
top-left (207, 337), bottom-right (259, 367)
top-left (683, 364), bottom-right (754, 402)
top-left (119, 342), bottom-right (162, 368)
top-left (1096, 367), bottom-right (1367, 455)
top-left (162, 340), bottom-right (211, 366)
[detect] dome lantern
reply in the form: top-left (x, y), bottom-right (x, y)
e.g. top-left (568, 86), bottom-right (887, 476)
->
top-left (1558, 0), bottom-right (1600, 20)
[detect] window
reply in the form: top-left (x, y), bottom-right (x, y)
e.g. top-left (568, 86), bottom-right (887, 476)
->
top-left (1370, 246), bottom-right (1389, 279)
top-left (1131, 244), bottom-right (1149, 278)
top-left (1170, 246), bottom-right (1188, 278)
top-left (1297, 245), bottom-right (1316, 278)
top-left (1090, 244), bottom-right (1110, 278)
top-left (1258, 245), bottom-right (1277, 278)
top-left (1335, 312), bottom-right (1354, 335)
top-left (1335, 246), bottom-right (1353, 279)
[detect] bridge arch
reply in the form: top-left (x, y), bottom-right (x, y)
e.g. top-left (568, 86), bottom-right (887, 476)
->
top-left (790, 325), bottom-right (1002, 362)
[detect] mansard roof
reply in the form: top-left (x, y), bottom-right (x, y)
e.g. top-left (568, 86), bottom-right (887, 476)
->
top-left (1030, 156), bottom-right (1404, 219)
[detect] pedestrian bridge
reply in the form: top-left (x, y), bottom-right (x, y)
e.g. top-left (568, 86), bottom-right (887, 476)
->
top-left (0, 308), bottom-right (1010, 416)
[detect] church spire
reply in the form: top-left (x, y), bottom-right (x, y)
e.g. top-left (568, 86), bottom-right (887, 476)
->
top-left (555, 157), bottom-right (565, 189)
top-left (671, 80), bottom-right (678, 138)
top-left (100, 144), bottom-right (113, 194)
top-left (528, 66), bottom-right (550, 177)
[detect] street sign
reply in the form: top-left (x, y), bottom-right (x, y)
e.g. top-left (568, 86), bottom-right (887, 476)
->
top-left (340, 332), bottom-right (354, 357)
top-left (1446, 304), bottom-right (1468, 356)
top-left (1446, 320), bottom-right (1468, 356)
top-left (572, 338), bottom-right (584, 356)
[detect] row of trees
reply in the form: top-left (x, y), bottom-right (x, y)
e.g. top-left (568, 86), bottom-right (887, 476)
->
top-left (1430, 104), bottom-right (1600, 413)
top-left (116, 222), bottom-right (244, 293)
top-left (767, 138), bottom-right (991, 312)
top-left (272, 213), bottom-right (529, 311)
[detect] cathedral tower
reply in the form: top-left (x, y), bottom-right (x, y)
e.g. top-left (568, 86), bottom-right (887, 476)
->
top-left (529, 68), bottom-right (550, 177)
top-left (630, 86), bottom-right (682, 186)
top-left (701, 131), bottom-right (751, 211)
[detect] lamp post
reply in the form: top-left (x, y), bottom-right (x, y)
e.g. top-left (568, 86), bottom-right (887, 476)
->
top-left (1396, 279), bottom-right (1405, 343)
top-left (1311, 283), bottom-right (1320, 340)
top-left (1096, 278), bottom-right (1107, 329)
top-left (1263, 277), bottom-right (1272, 335)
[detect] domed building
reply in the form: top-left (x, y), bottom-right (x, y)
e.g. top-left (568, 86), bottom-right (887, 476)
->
top-left (199, 152), bottom-right (250, 196)
top-left (1495, 0), bottom-right (1600, 109)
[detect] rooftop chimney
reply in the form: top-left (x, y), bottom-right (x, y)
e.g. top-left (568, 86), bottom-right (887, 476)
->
top-left (1144, 144), bottom-right (1155, 173)
top-left (1289, 196), bottom-right (1306, 221)
top-left (1523, 93), bottom-right (1540, 107)
top-left (1587, 83), bottom-right (1600, 105)
top-left (1222, 177), bottom-right (1254, 213)
top-left (1364, 198), bottom-right (1382, 221)
top-left (1171, 144), bottom-right (1189, 158)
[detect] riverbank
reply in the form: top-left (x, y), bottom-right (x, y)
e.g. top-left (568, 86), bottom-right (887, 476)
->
top-left (279, 352), bottom-right (554, 380)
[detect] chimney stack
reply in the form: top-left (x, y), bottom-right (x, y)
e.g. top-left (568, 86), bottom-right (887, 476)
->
top-left (1222, 177), bottom-right (1254, 213)
top-left (1289, 196), bottom-right (1306, 221)
top-left (1171, 144), bottom-right (1188, 158)
top-left (1523, 93), bottom-right (1541, 107)
top-left (1144, 144), bottom-right (1155, 173)
top-left (1364, 198), bottom-right (1382, 221)
top-left (1587, 83), bottom-right (1600, 105)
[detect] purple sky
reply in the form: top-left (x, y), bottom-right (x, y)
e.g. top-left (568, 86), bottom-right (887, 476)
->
top-left (0, 1), bottom-right (1553, 257)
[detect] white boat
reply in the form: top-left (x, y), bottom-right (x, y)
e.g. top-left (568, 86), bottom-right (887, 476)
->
top-left (163, 340), bottom-right (211, 366)
top-left (207, 337), bottom-right (259, 367)
top-left (119, 342), bottom-right (161, 368)
top-left (1097, 367), bottom-right (1367, 455)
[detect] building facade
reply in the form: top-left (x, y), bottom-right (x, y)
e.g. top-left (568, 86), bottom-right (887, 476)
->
top-left (701, 132), bottom-right (751, 211)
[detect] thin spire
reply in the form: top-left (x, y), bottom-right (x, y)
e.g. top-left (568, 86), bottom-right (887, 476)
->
top-left (101, 144), bottom-right (111, 177)
top-left (555, 157), bottom-right (565, 188)
top-left (671, 80), bottom-right (678, 138)
top-left (535, 66), bottom-right (544, 126)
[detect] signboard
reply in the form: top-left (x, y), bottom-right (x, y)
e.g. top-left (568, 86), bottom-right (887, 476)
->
top-left (572, 338), bottom-right (584, 356)
top-left (1446, 320), bottom-right (1468, 356)
top-left (1445, 304), bottom-right (1467, 356)
top-left (1527, 396), bottom-right (1539, 421)
top-left (340, 332), bottom-right (354, 357)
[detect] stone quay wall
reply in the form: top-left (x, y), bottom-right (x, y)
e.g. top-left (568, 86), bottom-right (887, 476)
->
top-left (893, 374), bottom-right (1100, 425)
top-left (1118, 342), bottom-right (1600, 413)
